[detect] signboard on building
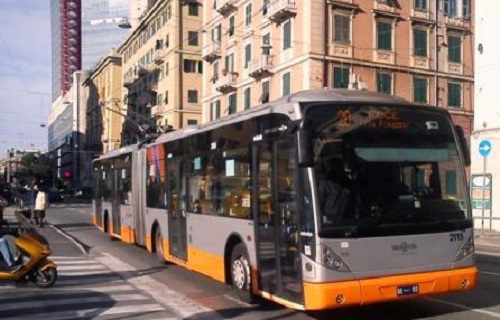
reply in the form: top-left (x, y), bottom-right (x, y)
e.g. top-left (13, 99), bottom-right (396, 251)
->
top-left (471, 174), bottom-right (492, 210)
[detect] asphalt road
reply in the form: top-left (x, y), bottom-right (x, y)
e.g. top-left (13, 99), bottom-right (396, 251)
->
top-left (43, 203), bottom-right (500, 320)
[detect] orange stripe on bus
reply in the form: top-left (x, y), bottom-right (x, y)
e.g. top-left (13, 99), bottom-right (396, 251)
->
top-left (186, 246), bottom-right (225, 283)
top-left (120, 226), bottom-right (136, 244)
top-left (304, 267), bottom-right (477, 310)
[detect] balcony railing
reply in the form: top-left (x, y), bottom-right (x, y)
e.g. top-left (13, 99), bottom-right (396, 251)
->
top-left (153, 48), bottom-right (167, 65)
top-left (267, 0), bottom-right (297, 24)
top-left (202, 41), bottom-right (222, 62)
top-left (214, 72), bottom-right (238, 94)
top-left (216, 0), bottom-right (237, 16)
top-left (249, 55), bottom-right (274, 79)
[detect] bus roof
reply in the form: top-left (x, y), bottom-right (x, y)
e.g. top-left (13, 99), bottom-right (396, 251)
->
top-left (96, 89), bottom-right (448, 158)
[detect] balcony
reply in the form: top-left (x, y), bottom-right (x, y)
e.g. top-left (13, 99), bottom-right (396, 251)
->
top-left (215, 72), bottom-right (238, 94)
top-left (150, 105), bottom-right (160, 117)
top-left (445, 16), bottom-right (471, 30)
top-left (410, 8), bottom-right (432, 21)
top-left (135, 65), bottom-right (148, 77)
top-left (249, 55), bottom-right (274, 79)
top-left (267, 0), bottom-right (297, 24)
top-left (202, 41), bottom-right (222, 63)
top-left (153, 48), bottom-right (167, 65)
top-left (216, 0), bottom-right (237, 17)
top-left (374, 0), bottom-right (396, 13)
top-left (123, 81), bottom-right (133, 88)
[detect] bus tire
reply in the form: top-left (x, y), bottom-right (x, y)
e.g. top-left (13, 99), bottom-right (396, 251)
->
top-left (155, 227), bottom-right (165, 263)
top-left (230, 243), bottom-right (254, 303)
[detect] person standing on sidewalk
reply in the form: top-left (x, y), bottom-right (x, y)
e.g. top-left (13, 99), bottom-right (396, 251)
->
top-left (34, 183), bottom-right (49, 227)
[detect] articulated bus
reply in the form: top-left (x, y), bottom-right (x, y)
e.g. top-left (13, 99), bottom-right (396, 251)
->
top-left (92, 89), bottom-right (476, 310)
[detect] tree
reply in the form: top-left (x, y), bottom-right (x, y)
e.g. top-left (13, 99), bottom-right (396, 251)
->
top-left (15, 153), bottom-right (54, 186)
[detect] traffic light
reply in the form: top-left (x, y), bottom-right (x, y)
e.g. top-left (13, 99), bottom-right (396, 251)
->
top-left (63, 170), bottom-right (72, 179)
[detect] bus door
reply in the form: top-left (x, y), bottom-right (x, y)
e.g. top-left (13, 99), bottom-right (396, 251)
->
top-left (167, 158), bottom-right (188, 261)
top-left (111, 168), bottom-right (121, 236)
top-left (253, 139), bottom-right (303, 304)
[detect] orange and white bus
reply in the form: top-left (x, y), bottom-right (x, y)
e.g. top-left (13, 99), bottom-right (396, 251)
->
top-left (92, 89), bottom-right (476, 310)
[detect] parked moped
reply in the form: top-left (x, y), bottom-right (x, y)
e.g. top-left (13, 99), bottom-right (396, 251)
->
top-left (0, 214), bottom-right (57, 288)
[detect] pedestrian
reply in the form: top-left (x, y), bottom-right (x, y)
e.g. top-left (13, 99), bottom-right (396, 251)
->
top-left (34, 183), bottom-right (49, 227)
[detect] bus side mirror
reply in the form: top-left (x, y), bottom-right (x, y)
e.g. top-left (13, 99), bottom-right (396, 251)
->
top-left (297, 129), bottom-right (314, 167)
top-left (455, 125), bottom-right (471, 166)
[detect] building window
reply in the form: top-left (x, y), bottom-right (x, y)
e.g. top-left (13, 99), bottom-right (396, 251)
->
top-left (414, 0), bottom-right (427, 10)
top-left (211, 100), bottom-right (221, 120)
top-left (263, 0), bottom-right (270, 16)
top-left (333, 14), bottom-right (350, 43)
top-left (283, 20), bottom-right (292, 50)
top-left (462, 0), bottom-right (471, 19)
top-left (443, 0), bottom-right (457, 17)
top-left (376, 72), bottom-right (392, 94)
top-left (414, 29), bottom-right (427, 57)
top-left (260, 81), bottom-right (270, 103)
top-left (447, 82), bottom-right (462, 108)
top-left (188, 31), bottom-right (198, 46)
top-left (188, 3), bottom-right (198, 16)
top-left (184, 59), bottom-right (197, 73)
top-left (448, 35), bottom-right (462, 63)
top-left (187, 119), bottom-right (197, 125)
top-left (262, 33), bottom-right (271, 55)
top-left (244, 44), bottom-right (251, 68)
top-left (212, 25), bottom-right (222, 42)
top-left (244, 87), bottom-right (251, 110)
top-left (377, 21), bottom-right (392, 50)
top-left (413, 76), bottom-right (428, 103)
top-left (333, 66), bottom-right (349, 89)
top-left (245, 4), bottom-right (252, 26)
top-left (225, 53), bottom-right (234, 73)
top-left (187, 90), bottom-right (198, 103)
top-left (164, 91), bottom-right (169, 104)
top-left (228, 94), bottom-right (237, 114)
top-left (229, 16), bottom-right (235, 37)
top-left (282, 72), bottom-right (291, 96)
top-left (445, 170), bottom-right (457, 195)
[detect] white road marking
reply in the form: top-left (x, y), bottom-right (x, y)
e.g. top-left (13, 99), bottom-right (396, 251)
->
top-left (426, 298), bottom-right (500, 318)
top-left (98, 252), bottom-right (222, 319)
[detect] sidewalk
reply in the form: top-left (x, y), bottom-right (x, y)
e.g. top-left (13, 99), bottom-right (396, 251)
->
top-left (1, 206), bottom-right (85, 257)
top-left (474, 228), bottom-right (500, 248)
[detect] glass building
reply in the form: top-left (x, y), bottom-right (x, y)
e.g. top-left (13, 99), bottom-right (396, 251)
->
top-left (81, 0), bottom-right (131, 70)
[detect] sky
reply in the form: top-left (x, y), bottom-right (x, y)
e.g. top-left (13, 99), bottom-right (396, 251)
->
top-left (0, 1), bottom-right (51, 158)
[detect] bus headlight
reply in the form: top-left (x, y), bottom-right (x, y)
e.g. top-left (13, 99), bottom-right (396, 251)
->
top-left (454, 236), bottom-right (474, 262)
top-left (321, 245), bottom-right (350, 272)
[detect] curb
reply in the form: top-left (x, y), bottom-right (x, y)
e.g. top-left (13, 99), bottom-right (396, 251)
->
top-left (47, 223), bottom-right (91, 256)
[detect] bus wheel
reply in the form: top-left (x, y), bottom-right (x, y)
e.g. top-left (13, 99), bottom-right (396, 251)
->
top-left (155, 227), bottom-right (164, 263)
top-left (230, 243), bottom-right (253, 303)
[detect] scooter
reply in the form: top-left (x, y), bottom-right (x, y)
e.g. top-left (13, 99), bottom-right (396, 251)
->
top-left (0, 216), bottom-right (57, 288)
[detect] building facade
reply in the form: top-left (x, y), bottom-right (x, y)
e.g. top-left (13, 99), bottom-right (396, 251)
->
top-left (118, 0), bottom-right (203, 142)
top-left (83, 51), bottom-right (124, 155)
top-left (201, 0), bottom-right (473, 134)
top-left (471, 1), bottom-right (500, 230)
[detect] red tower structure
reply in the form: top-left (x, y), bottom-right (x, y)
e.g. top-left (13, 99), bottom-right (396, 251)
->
top-left (60, 0), bottom-right (81, 96)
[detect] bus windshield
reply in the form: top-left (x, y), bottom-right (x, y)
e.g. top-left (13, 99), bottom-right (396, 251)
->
top-left (305, 104), bottom-right (471, 238)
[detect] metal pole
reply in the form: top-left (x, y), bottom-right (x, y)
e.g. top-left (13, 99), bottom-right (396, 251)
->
top-left (482, 156), bottom-right (486, 231)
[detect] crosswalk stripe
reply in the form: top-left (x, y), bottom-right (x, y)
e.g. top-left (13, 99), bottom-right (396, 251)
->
top-left (0, 293), bottom-right (151, 311)
top-left (58, 264), bottom-right (106, 271)
top-left (53, 260), bottom-right (101, 265)
top-left (0, 284), bottom-right (137, 299)
top-left (1, 304), bottom-right (169, 320)
top-left (59, 270), bottom-right (114, 276)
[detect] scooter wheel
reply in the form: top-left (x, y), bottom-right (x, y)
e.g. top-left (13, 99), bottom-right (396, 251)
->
top-left (34, 266), bottom-right (57, 288)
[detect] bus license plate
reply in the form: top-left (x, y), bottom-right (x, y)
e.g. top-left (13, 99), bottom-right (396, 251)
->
top-left (397, 285), bottom-right (419, 296)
